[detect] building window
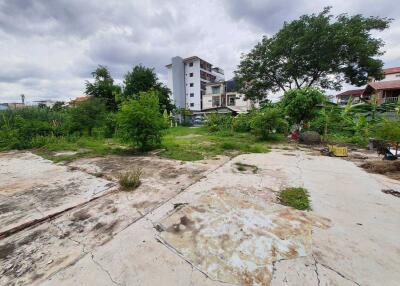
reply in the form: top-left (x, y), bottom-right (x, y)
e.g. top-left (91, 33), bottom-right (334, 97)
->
top-left (190, 103), bottom-right (194, 107)
top-left (189, 73), bottom-right (193, 77)
top-left (190, 83), bottom-right (194, 87)
top-left (211, 86), bottom-right (220, 94)
top-left (189, 62), bottom-right (193, 67)
top-left (190, 93), bottom-right (194, 97)
top-left (212, 96), bottom-right (220, 107)
top-left (396, 74), bottom-right (400, 78)
top-left (228, 97), bottom-right (236, 106)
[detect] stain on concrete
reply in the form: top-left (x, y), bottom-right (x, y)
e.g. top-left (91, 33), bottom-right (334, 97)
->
top-left (157, 187), bottom-right (330, 286)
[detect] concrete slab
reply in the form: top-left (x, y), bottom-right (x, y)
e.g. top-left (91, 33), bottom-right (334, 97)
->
top-left (157, 187), bottom-right (330, 285)
top-left (0, 152), bottom-right (116, 236)
top-left (2, 150), bottom-right (400, 286)
top-left (0, 152), bottom-right (226, 285)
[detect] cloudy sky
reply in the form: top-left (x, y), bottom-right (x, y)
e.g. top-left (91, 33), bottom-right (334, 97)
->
top-left (0, 0), bottom-right (399, 103)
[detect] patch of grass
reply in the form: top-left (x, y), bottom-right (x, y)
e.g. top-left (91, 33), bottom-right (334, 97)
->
top-left (33, 136), bottom-right (131, 162)
top-left (160, 126), bottom-right (272, 161)
top-left (279, 187), bottom-right (311, 211)
top-left (118, 168), bottom-right (142, 191)
top-left (234, 162), bottom-right (259, 173)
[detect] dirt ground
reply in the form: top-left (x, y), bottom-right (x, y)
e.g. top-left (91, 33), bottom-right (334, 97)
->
top-left (0, 149), bottom-right (399, 286)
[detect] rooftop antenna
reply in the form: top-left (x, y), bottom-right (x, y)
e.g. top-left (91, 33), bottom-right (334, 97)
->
top-left (21, 94), bottom-right (25, 104)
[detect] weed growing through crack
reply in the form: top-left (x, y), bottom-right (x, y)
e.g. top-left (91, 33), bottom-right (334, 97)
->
top-left (234, 162), bottom-right (259, 173)
top-left (279, 187), bottom-right (311, 210)
top-left (118, 168), bottom-right (142, 191)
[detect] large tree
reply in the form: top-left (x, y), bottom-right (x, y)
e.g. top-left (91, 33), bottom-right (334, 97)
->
top-left (235, 7), bottom-right (391, 100)
top-left (85, 65), bottom-right (121, 111)
top-left (123, 65), bottom-right (174, 113)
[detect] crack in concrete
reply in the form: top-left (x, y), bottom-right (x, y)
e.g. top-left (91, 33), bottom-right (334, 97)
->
top-left (90, 252), bottom-right (125, 286)
top-left (317, 260), bottom-right (361, 286)
top-left (312, 255), bottom-right (321, 286)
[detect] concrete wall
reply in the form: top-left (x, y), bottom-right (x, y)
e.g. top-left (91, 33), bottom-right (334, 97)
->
top-left (170, 57), bottom-right (186, 109)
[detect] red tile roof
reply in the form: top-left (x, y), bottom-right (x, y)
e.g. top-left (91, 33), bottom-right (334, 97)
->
top-left (384, 67), bottom-right (400, 75)
top-left (336, 89), bottom-right (364, 97)
top-left (367, 80), bottom-right (400, 90)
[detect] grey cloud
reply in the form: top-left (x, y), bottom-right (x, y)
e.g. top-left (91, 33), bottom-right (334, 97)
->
top-left (0, 63), bottom-right (48, 83)
top-left (0, 0), bottom-right (398, 102)
top-left (224, 0), bottom-right (399, 34)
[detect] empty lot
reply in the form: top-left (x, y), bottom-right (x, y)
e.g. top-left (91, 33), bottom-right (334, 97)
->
top-left (1, 149), bottom-right (399, 285)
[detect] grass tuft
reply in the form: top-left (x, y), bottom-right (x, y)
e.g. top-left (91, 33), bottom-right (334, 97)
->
top-left (278, 187), bottom-right (311, 210)
top-left (118, 168), bottom-right (142, 191)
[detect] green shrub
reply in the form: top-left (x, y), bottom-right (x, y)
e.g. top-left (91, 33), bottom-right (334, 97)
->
top-left (0, 107), bottom-right (70, 150)
top-left (117, 91), bottom-right (167, 150)
top-left (250, 108), bottom-right (288, 139)
top-left (280, 88), bottom-right (326, 125)
top-left (118, 168), bottom-right (142, 190)
top-left (204, 113), bottom-right (233, 132)
top-left (232, 113), bottom-right (252, 132)
top-left (374, 119), bottom-right (400, 153)
top-left (67, 97), bottom-right (107, 136)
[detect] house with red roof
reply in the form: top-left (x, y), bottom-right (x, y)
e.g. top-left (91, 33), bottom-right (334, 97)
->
top-left (362, 80), bottom-right (400, 104)
top-left (336, 67), bottom-right (400, 105)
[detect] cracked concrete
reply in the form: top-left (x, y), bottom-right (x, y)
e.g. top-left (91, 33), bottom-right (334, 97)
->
top-left (1, 149), bottom-right (400, 285)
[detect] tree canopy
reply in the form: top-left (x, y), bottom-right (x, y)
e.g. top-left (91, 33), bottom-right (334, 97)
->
top-left (123, 65), bottom-right (174, 113)
top-left (85, 65), bottom-right (121, 111)
top-left (235, 7), bottom-right (391, 100)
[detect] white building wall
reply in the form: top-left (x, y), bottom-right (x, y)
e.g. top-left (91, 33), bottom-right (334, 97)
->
top-left (167, 67), bottom-right (174, 103)
top-left (184, 59), bottom-right (202, 111)
top-left (166, 56), bottom-right (225, 111)
top-left (383, 73), bottom-right (400, 81)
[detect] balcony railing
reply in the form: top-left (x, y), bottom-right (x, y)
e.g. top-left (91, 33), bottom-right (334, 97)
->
top-left (383, 96), bottom-right (399, 103)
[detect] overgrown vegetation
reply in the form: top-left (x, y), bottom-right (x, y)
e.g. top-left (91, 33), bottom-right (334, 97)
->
top-left (118, 168), bottom-right (143, 190)
top-left (279, 187), bottom-right (311, 211)
top-left (0, 64), bottom-right (171, 155)
top-left (160, 126), bottom-right (272, 161)
top-left (1, 9), bottom-right (397, 161)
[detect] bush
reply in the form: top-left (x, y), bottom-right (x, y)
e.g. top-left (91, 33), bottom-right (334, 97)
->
top-left (374, 119), bottom-right (400, 144)
top-left (117, 91), bottom-right (167, 150)
top-left (280, 88), bottom-right (326, 125)
top-left (250, 108), bottom-right (288, 139)
top-left (0, 107), bottom-right (69, 150)
top-left (68, 97), bottom-right (107, 136)
top-left (118, 168), bottom-right (142, 190)
top-left (232, 113), bottom-right (252, 132)
top-left (204, 113), bottom-right (233, 132)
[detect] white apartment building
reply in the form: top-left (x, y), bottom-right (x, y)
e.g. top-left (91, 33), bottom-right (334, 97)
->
top-left (166, 56), bottom-right (224, 111)
top-left (203, 79), bottom-right (258, 113)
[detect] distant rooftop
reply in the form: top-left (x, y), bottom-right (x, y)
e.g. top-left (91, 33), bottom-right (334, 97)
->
top-left (336, 89), bottom-right (364, 97)
top-left (384, 67), bottom-right (400, 75)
